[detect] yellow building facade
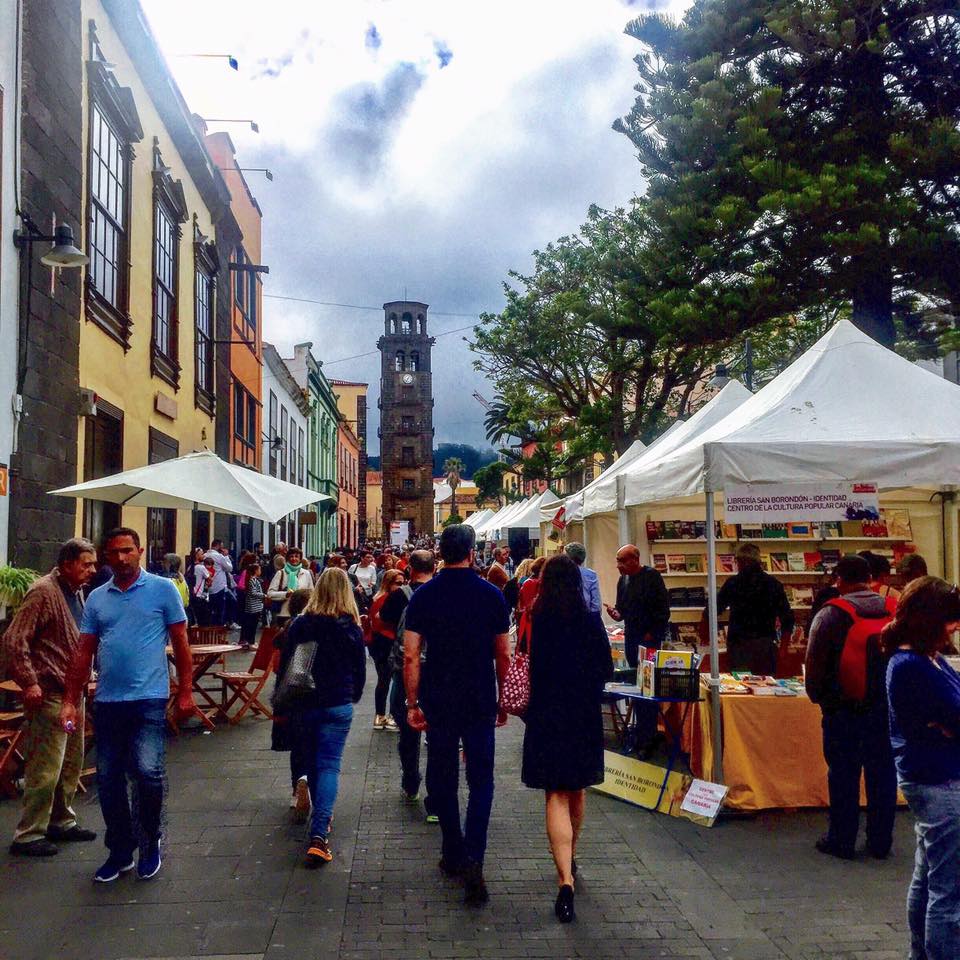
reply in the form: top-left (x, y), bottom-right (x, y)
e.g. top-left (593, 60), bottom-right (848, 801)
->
top-left (75, 3), bottom-right (229, 564)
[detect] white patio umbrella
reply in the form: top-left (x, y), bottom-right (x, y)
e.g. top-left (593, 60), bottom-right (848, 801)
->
top-left (50, 449), bottom-right (332, 524)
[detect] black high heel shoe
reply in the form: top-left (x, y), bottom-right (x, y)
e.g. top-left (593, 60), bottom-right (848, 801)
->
top-left (555, 884), bottom-right (575, 923)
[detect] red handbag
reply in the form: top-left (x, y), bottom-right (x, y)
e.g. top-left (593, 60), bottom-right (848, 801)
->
top-left (501, 620), bottom-right (531, 717)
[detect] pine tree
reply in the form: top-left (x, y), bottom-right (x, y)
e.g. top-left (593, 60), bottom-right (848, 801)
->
top-left (616, 0), bottom-right (960, 347)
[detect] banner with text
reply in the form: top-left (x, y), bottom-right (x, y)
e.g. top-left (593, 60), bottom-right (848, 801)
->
top-left (724, 482), bottom-right (880, 524)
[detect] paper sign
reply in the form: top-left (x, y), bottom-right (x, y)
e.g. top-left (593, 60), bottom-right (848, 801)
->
top-left (389, 520), bottom-right (409, 547)
top-left (680, 779), bottom-right (729, 826)
top-left (724, 482), bottom-right (880, 524)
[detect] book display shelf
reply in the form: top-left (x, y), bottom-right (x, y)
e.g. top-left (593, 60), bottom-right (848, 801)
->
top-left (645, 511), bottom-right (916, 639)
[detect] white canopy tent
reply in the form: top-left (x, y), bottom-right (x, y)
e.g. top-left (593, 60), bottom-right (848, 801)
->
top-left (608, 320), bottom-right (960, 782)
top-left (476, 497), bottom-right (530, 541)
top-left (584, 380), bottom-right (755, 519)
top-left (463, 507), bottom-right (494, 530)
top-left (504, 489), bottom-right (559, 535)
top-left (581, 381), bottom-right (754, 602)
top-left (622, 320), bottom-right (960, 506)
top-left (540, 438), bottom-right (648, 529)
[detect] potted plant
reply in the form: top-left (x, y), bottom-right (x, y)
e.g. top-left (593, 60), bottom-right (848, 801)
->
top-left (0, 564), bottom-right (40, 621)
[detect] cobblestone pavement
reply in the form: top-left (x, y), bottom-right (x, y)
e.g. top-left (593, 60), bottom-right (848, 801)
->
top-left (0, 659), bottom-right (914, 960)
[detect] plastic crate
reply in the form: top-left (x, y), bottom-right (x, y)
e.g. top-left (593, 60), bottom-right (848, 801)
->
top-left (654, 667), bottom-right (700, 701)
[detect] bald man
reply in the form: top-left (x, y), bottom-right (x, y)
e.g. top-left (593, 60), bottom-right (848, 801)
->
top-left (606, 544), bottom-right (670, 754)
top-left (605, 544), bottom-right (670, 669)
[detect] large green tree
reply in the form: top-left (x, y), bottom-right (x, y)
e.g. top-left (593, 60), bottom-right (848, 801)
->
top-left (471, 206), bottom-right (728, 460)
top-left (616, 0), bottom-right (960, 347)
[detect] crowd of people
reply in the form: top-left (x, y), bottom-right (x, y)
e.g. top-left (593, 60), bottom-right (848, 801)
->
top-left (3, 522), bottom-right (960, 946)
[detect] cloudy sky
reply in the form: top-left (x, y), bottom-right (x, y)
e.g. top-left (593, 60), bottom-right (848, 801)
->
top-left (141, 0), bottom-right (691, 451)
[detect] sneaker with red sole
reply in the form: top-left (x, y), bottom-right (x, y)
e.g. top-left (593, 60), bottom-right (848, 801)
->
top-left (305, 836), bottom-right (333, 868)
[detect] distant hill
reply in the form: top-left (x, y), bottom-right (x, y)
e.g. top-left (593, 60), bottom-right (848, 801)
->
top-left (366, 443), bottom-right (498, 479)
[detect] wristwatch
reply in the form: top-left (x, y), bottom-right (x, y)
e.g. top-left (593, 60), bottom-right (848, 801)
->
top-left (405, 700), bottom-right (420, 709)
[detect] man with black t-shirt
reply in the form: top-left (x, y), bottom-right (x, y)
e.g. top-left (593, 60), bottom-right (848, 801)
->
top-left (403, 525), bottom-right (511, 907)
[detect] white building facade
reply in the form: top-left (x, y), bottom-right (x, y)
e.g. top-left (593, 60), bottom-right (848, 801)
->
top-left (263, 343), bottom-right (310, 551)
top-left (0, 0), bottom-right (20, 565)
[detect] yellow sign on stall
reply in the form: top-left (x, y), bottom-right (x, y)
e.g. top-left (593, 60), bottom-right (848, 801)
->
top-left (593, 751), bottom-right (691, 816)
top-left (593, 751), bottom-right (721, 826)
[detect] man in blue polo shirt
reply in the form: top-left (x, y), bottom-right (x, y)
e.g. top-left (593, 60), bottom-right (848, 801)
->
top-left (61, 527), bottom-right (193, 883)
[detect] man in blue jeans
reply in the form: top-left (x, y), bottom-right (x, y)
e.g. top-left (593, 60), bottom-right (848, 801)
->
top-left (404, 524), bottom-right (511, 906)
top-left (61, 527), bottom-right (194, 883)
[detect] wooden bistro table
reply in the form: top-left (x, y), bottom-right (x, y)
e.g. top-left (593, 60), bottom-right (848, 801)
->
top-left (166, 643), bottom-right (242, 733)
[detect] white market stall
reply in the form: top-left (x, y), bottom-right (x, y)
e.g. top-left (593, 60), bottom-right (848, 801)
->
top-left (608, 321), bottom-right (960, 783)
top-left (463, 508), bottom-right (494, 531)
top-left (476, 497), bottom-right (531, 542)
top-left (582, 381), bottom-right (754, 600)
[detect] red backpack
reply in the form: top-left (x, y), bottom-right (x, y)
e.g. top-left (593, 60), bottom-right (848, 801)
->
top-left (826, 595), bottom-right (897, 702)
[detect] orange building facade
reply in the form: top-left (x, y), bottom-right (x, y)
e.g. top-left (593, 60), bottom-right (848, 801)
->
top-left (203, 131), bottom-right (263, 472)
top-left (337, 421), bottom-right (360, 549)
top-left (203, 131), bottom-right (264, 551)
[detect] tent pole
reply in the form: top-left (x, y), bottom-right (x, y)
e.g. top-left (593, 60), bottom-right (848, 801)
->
top-left (616, 475), bottom-right (630, 544)
top-left (705, 491), bottom-right (724, 784)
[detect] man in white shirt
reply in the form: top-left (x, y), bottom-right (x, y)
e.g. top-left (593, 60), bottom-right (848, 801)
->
top-left (203, 540), bottom-right (233, 626)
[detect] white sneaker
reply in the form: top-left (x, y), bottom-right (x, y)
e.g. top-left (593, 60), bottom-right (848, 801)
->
top-left (384, 716), bottom-right (399, 732)
top-left (373, 715), bottom-right (387, 730)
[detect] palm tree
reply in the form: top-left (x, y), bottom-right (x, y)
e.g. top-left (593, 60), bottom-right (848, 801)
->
top-left (443, 456), bottom-right (466, 520)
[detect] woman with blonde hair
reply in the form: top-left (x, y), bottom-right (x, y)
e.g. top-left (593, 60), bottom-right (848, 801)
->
top-left (279, 568), bottom-right (366, 867)
top-left (368, 569), bottom-right (406, 730)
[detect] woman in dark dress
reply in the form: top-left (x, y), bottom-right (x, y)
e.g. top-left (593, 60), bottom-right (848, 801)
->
top-left (522, 554), bottom-right (613, 923)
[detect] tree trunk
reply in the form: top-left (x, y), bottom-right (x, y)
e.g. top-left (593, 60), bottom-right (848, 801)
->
top-left (850, 254), bottom-right (896, 348)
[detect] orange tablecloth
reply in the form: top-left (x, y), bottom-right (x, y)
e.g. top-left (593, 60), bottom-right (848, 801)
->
top-left (689, 688), bottom-right (832, 810)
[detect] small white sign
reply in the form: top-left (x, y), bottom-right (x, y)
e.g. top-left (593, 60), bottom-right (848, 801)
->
top-left (724, 482), bottom-right (880, 524)
top-left (680, 779), bottom-right (729, 823)
top-left (389, 520), bottom-right (409, 547)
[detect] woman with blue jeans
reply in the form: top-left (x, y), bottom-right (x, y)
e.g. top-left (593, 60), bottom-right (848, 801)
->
top-left (280, 568), bottom-right (366, 867)
top-left (885, 576), bottom-right (960, 960)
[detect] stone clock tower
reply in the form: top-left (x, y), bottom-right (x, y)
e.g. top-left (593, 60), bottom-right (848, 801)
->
top-left (377, 301), bottom-right (436, 538)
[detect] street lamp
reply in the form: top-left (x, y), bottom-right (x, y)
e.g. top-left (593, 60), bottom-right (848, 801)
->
top-left (218, 166), bottom-right (273, 181)
top-left (13, 220), bottom-right (89, 268)
top-left (12, 214), bottom-right (89, 454)
top-left (710, 338), bottom-right (754, 392)
top-left (201, 118), bottom-right (259, 133)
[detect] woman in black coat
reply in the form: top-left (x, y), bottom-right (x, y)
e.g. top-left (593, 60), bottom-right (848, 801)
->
top-left (521, 554), bottom-right (613, 923)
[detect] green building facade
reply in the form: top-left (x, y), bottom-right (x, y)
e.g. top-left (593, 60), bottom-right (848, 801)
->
top-left (286, 343), bottom-right (339, 557)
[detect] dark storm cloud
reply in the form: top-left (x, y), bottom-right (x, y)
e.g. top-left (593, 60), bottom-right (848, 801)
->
top-left (255, 40), bottom-right (641, 448)
top-left (434, 40), bottom-right (453, 68)
top-left (324, 62), bottom-right (426, 182)
top-left (365, 23), bottom-right (382, 50)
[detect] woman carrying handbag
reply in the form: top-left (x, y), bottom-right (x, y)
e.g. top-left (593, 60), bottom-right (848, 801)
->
top-left (520, 554), bottom-right (613, 923)
top-left (273, 568), bottom-right (366, 867)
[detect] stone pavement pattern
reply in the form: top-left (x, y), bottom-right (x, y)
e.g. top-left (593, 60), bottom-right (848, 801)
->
top-left (0, 661), bottom-right (914, 960)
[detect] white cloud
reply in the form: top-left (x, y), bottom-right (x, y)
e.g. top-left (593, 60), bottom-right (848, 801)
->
top-left (141, 0), bottom-right (694, 448)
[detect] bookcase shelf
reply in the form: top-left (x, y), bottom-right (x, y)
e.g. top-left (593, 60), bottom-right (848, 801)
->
top-left (664, 571), bottom-right (821, 578)
top-left (650, 537), bottom-right (907, 545)
top-left (670, 605), bottom-right (812, 612)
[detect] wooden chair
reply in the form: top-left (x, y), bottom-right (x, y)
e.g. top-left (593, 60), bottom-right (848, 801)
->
top-left (213, 630), bottom-right (278, 725)
top-left (0, 710), bottom-right (25, 799)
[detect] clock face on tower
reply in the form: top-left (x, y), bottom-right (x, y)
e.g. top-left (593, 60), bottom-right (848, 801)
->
top-left (401, 373), bottom-right (414, 385)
